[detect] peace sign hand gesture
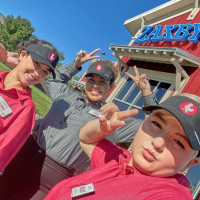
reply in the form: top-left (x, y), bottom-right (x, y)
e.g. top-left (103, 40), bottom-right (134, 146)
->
top-left (74, 48), bottom-right (101, 69)
top-left (125, 65), bottom-right (152, 96)
top-left (99, 109), bottom-right (138, 136)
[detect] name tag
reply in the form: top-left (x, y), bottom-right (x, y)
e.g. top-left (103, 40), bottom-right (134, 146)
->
top-left (89, 109), bottom-right (104, 118)
top-left (0, 96), bottom-right (13, 117)
top-left (71, 183), bottom-right (95, 198)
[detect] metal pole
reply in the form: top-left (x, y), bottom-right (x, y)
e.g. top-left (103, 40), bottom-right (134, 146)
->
top-left (193, 179), bottom-right (200, 200)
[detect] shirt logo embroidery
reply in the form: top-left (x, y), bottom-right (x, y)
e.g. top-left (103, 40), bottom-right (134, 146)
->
top-left (96, 65), bottom-right (102, 71)
top-left (48, 53), bottom-right (56, 62)
top-left (180, 102), bottom-right (197, 115)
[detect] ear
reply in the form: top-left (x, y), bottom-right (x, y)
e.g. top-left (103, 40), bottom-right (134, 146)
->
top-left (186, 157), bottom-right (200, 169)
top-left (18, 50), bottom-right (28, 61)
top-left (109, 82), bottom-right (114, 91)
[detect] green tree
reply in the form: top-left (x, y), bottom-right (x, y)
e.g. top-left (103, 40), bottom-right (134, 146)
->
top-left (73, 76), bottom-right (81, 81)
top-left (56, 51), bottom-right (65, 67)
top-left (0, 14), bottom-right (65, 66)
top-left (0, 15), bottom-right (35, 51)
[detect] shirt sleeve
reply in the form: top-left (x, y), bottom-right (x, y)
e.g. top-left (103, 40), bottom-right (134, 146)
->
top-left (142, 93), bottom-right (158, 106)
top-left (46, 62), bottom-right (82, 100)
top-left (0, 105), bottom-right (35, 173)
top-left (106, 117), bottom-right (143, 144)
top-left (91, 139), bottom-right (131, 170)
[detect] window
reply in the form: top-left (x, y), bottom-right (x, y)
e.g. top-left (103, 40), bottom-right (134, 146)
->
top-left (107, 68), bottom-right (175, 120)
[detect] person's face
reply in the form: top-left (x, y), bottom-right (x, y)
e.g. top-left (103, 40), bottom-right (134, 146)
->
top-left (85, 74), bottom-right (112, 103)
top-left (130, 110), bottom-right (197, 177)
top-left (16, 51), bottom-right (51, 87)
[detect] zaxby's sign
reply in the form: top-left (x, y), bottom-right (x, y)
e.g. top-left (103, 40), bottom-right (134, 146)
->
top-left (134, 24), bottom-right (200, 44)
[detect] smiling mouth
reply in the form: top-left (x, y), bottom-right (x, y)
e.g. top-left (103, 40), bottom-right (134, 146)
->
top-left (90, 90), bottom-right (101, 95)
top-left (28, 73), bottom-right (36, 81)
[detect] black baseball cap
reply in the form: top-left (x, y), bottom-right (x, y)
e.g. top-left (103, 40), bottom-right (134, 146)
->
top-left (26, 44), bottom-right (59, 79)
top-left (142, 95), bottom-right (200, 152)
top-left (85, 63), bottom-right (114, 81)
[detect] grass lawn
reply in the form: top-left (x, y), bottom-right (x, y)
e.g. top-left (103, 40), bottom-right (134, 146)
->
top-left (0, 61), bottom-right (52, 117)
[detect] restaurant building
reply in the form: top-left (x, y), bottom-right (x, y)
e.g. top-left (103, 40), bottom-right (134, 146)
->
top-left (79, 0), bottom-right (200, 120)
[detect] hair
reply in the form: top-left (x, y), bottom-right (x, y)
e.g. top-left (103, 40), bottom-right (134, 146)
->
top-left (152, 109), bottom-right (176, 122)
top-left (17, 39), bottom-right (59, 55)
top-left (90, 59), bottom-right (117, 85)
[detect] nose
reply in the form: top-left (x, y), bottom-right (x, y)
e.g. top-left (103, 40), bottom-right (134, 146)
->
top-left (151, 137), bottom-right (165, 153)
top-left (92, 81), bottom-right (99, 88)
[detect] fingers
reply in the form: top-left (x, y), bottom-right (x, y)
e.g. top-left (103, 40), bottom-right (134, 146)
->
top-left (134, 65), bottom-right (139, 76)
top-left (99, 117), bottom-right (125, 133)
top-left (89, 48), bottom-right (101, 56)
top-left (99, 117), bottom-right (109, 133)
top-left (116, 109), bottom-right (139, 120)
top-left (125, 71), bottom-right (136, 81)
top-left (77, 50), bottom-right (86, 58)
top-left (139, 74), bottom-right (147, 84)
top-left (100, 102), bottom-right (119, 115)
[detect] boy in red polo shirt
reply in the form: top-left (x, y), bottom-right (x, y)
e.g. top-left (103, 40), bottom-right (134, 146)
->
top-left (45, 94), bottom-right (200, 200)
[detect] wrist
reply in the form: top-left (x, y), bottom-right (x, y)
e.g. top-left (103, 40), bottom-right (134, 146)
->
top-left (73, 60), bottom-right (81, 69)
top-left (141, 90), bottom-right (152, 96)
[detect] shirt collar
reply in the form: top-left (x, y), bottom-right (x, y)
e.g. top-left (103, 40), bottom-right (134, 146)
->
top-left (87, 101), bottom-right (105, 108)
top-left (0, 71), bottom-right (32, 101)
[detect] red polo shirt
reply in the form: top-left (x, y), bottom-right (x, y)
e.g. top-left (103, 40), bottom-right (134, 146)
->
top-left (45, 139), bottom-right (193, 200)
top-left (0, 71), bottom-right (35, 173)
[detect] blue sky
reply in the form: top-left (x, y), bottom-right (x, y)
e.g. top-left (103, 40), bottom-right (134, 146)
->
top-left (1, 0), bottom-right (200, 187)
top-left (1, 0), bottom-right (170, 76)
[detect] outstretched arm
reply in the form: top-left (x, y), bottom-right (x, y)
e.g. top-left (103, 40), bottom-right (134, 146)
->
top-left (0, 43), bottom-right (19, 67)
top-left (79, 109), bottom-right (138, 158)
top-left (125, 65), bottom-right (158, 107)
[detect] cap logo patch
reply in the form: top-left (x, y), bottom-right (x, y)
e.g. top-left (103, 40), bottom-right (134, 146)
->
top-left (96, 65), bottom-right (102, 71)
top-left (180, 102), bottom-right (198, 115)
top-left (48, 53), bottom-right (56, 62)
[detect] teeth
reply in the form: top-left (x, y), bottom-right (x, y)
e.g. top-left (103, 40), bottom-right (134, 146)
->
top-left (28, 73), bottom-right (35, 81)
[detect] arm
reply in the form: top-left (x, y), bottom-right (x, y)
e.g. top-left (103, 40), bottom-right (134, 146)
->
top-left (46, 49), bottom-right (100, 100)
top-left (125, 65), bottom-right (158, 106)
top-left (0, 43), bottom-right (19, 67)
top-left (0, 105), bottom-right (35, 172)
top-left (105, 66), bottom-right (156, 144)
top-left (79, 109), bottom-right (138, 159)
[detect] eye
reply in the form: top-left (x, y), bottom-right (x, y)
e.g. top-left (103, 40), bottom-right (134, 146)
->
top-left (174, 139), bottom-right (185, 149)
top-left (99, 81), bottom-right (106, 85)
top-left (87, 78), bottom-right (94, 84)
top-left (35, 61), bottom-right (40, 67)
top-left (43, 70), bottom-right (49, 75)
top-left (152, 121), bottom-right (162, 129)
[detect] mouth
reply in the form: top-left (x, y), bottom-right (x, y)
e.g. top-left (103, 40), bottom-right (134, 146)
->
top-left (90, 89), bottom-right (101, 96)
top-left (143, 148), bottom-right (156, 162)
top-left (28, 73), bottom-right (37, 81)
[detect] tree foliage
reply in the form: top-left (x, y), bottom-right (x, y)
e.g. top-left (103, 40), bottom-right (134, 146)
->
top-left (57, 51), bottom-right (65, 67)
top-left (0, 15), bottom-right (35, 51)
top-left (0, 14), bottom-right (65, 65)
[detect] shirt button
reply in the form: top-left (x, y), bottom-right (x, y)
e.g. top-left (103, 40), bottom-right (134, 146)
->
top-left (126, 165), bottom-right (134, 174)
top-left (38, 149), bottom-right (43, 153)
